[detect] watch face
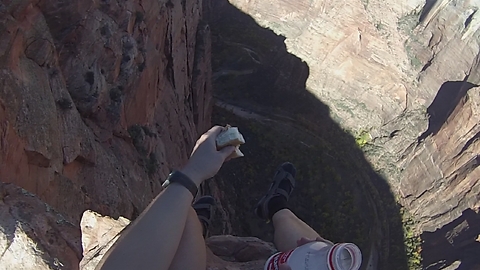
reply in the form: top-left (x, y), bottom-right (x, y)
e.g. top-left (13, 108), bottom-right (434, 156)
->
top-left (162, 171), bottom-right (177, 187)
top-left (161, 179), bottom-right (170, 188)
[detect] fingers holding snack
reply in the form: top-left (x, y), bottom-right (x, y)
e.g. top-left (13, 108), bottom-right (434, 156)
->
top-left (216, 125), bottom-right (245, 160)
top-left (181, 125), bottom-right (245, 186)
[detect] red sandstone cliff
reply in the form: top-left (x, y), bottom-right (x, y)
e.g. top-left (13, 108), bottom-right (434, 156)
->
top-left (0, 0), bottom-right (213, 268)
top-left (1, 0), bottom-right (480, 269)
top-left (0, 0), bottom-right (211, 224)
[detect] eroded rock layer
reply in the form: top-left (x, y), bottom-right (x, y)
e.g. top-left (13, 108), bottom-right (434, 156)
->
top-left (0, 0), bottom-right (211, 224)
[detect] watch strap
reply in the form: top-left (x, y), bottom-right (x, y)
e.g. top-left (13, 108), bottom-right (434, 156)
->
top-left (162, 170), bottom-right (198, 197)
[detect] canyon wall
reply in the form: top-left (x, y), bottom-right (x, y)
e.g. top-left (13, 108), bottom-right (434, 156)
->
top-left (226, 0), bottom-right (480, 232)
top-left (0, 0), bottom-right (211, 224)
top-left (0, 0), bottom-right (212, 268)
top-left (1, 0), bottom-right (479, 269)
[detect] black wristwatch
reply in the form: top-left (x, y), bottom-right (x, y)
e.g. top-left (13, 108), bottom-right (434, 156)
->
top-left (162, 170), bottom-right (198, 198)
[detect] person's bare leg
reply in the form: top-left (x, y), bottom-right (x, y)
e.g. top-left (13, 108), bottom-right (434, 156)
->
top-left (168, 207), bottom-right (207, 270)
top-left (97, 126), bottom-right (234, 270)
top-left (272, 209), bottom-right (321, 252)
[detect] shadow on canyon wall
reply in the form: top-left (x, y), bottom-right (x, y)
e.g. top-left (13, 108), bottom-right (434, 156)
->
top-left (418, 81), bottom-right (478, 142)
top-left (203, 1), bottom-right (413, 269)
top-left (422, 208), bottom-right (480, 270)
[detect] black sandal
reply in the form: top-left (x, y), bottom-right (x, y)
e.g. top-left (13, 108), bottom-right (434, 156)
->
top-left (193, 196), bottom-right (215, 238)
top-left (254, 162), bottom-right (296, 221)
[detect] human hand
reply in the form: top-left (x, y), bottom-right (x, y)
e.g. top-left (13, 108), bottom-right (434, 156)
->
top-left (277, 237), bottom-right (333, 270)
top-left (181, 126), bottom-right (235, 186)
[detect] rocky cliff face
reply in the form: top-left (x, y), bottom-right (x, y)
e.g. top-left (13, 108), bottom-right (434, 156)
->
top-left (0, 0), bottom-right (212, 268)
top-left (0, 181), bottom-right (275, 270)
top-left (0, 182), bottom-right (82, 269)
top-left (210, 0), bottom-right (480, 268)
top-left (1, 0), bottom-right (479, 269)
top-left (225, 0), bottom-right (480, 225)
top-left (79, 210), bottom-right (277, 270)
top-left (0, 0), bottom-right (211, 224)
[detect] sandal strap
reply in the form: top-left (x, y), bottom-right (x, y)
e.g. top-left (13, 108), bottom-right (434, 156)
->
top-left (198, 215), bottom-right (210, 226)
top-left (197, 215), bottom-right (210, 237)
top-left (255, 163), bottom-right (296, 220)
top-left (274, 189), bottom-right (290, 199)
top-left (272, 170), bottom-right (295, 198)
top-left (193, 203), bottom-right (213, 210)
top-left (193, 196), bottom-right (215, 237)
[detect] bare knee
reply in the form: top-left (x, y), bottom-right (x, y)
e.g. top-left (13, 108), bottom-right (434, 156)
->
top-left (272, 208), bottom-right (296, 223)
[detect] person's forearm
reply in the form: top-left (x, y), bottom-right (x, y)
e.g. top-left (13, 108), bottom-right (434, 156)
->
top-left (96, 183), bottom-right (194, 270)
top-left (95, 126), bottom-right (234, 270)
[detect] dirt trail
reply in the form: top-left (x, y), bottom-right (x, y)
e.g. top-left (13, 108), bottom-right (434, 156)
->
top-left (214, 99), bottom-right (328, 146)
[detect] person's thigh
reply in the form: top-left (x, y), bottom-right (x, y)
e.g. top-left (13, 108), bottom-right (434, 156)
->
top-left (272, 209), bottom-right (322, 252)
top-left (168, 207), bottom-right (207, 270)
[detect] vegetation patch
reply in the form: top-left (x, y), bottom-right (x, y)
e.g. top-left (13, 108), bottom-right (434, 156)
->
top-left (145, 152), bottom-right (158, 176)
top-left (128, 124), bottom-right (158, 176)
top-left (128, 125), bottom-right (146, 153)
top-left (397, 10), bottom-right (421, 35)
top-left (135, 11), bottom-right (144, 25)
top-left (57, 98), bottom-right (73, 110)
top-left (109, 87), bottom-right (122, 102)
top-left (355, 130), bottom-right (371, 148)
top-left (401, 208), bottom-right (423, 269)
top-left (405, 44), bottom-right (423, 69)
top-left (375, 21), bottom-right (385, 31)
top-left (362, 0), bottom-right (369, 10)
